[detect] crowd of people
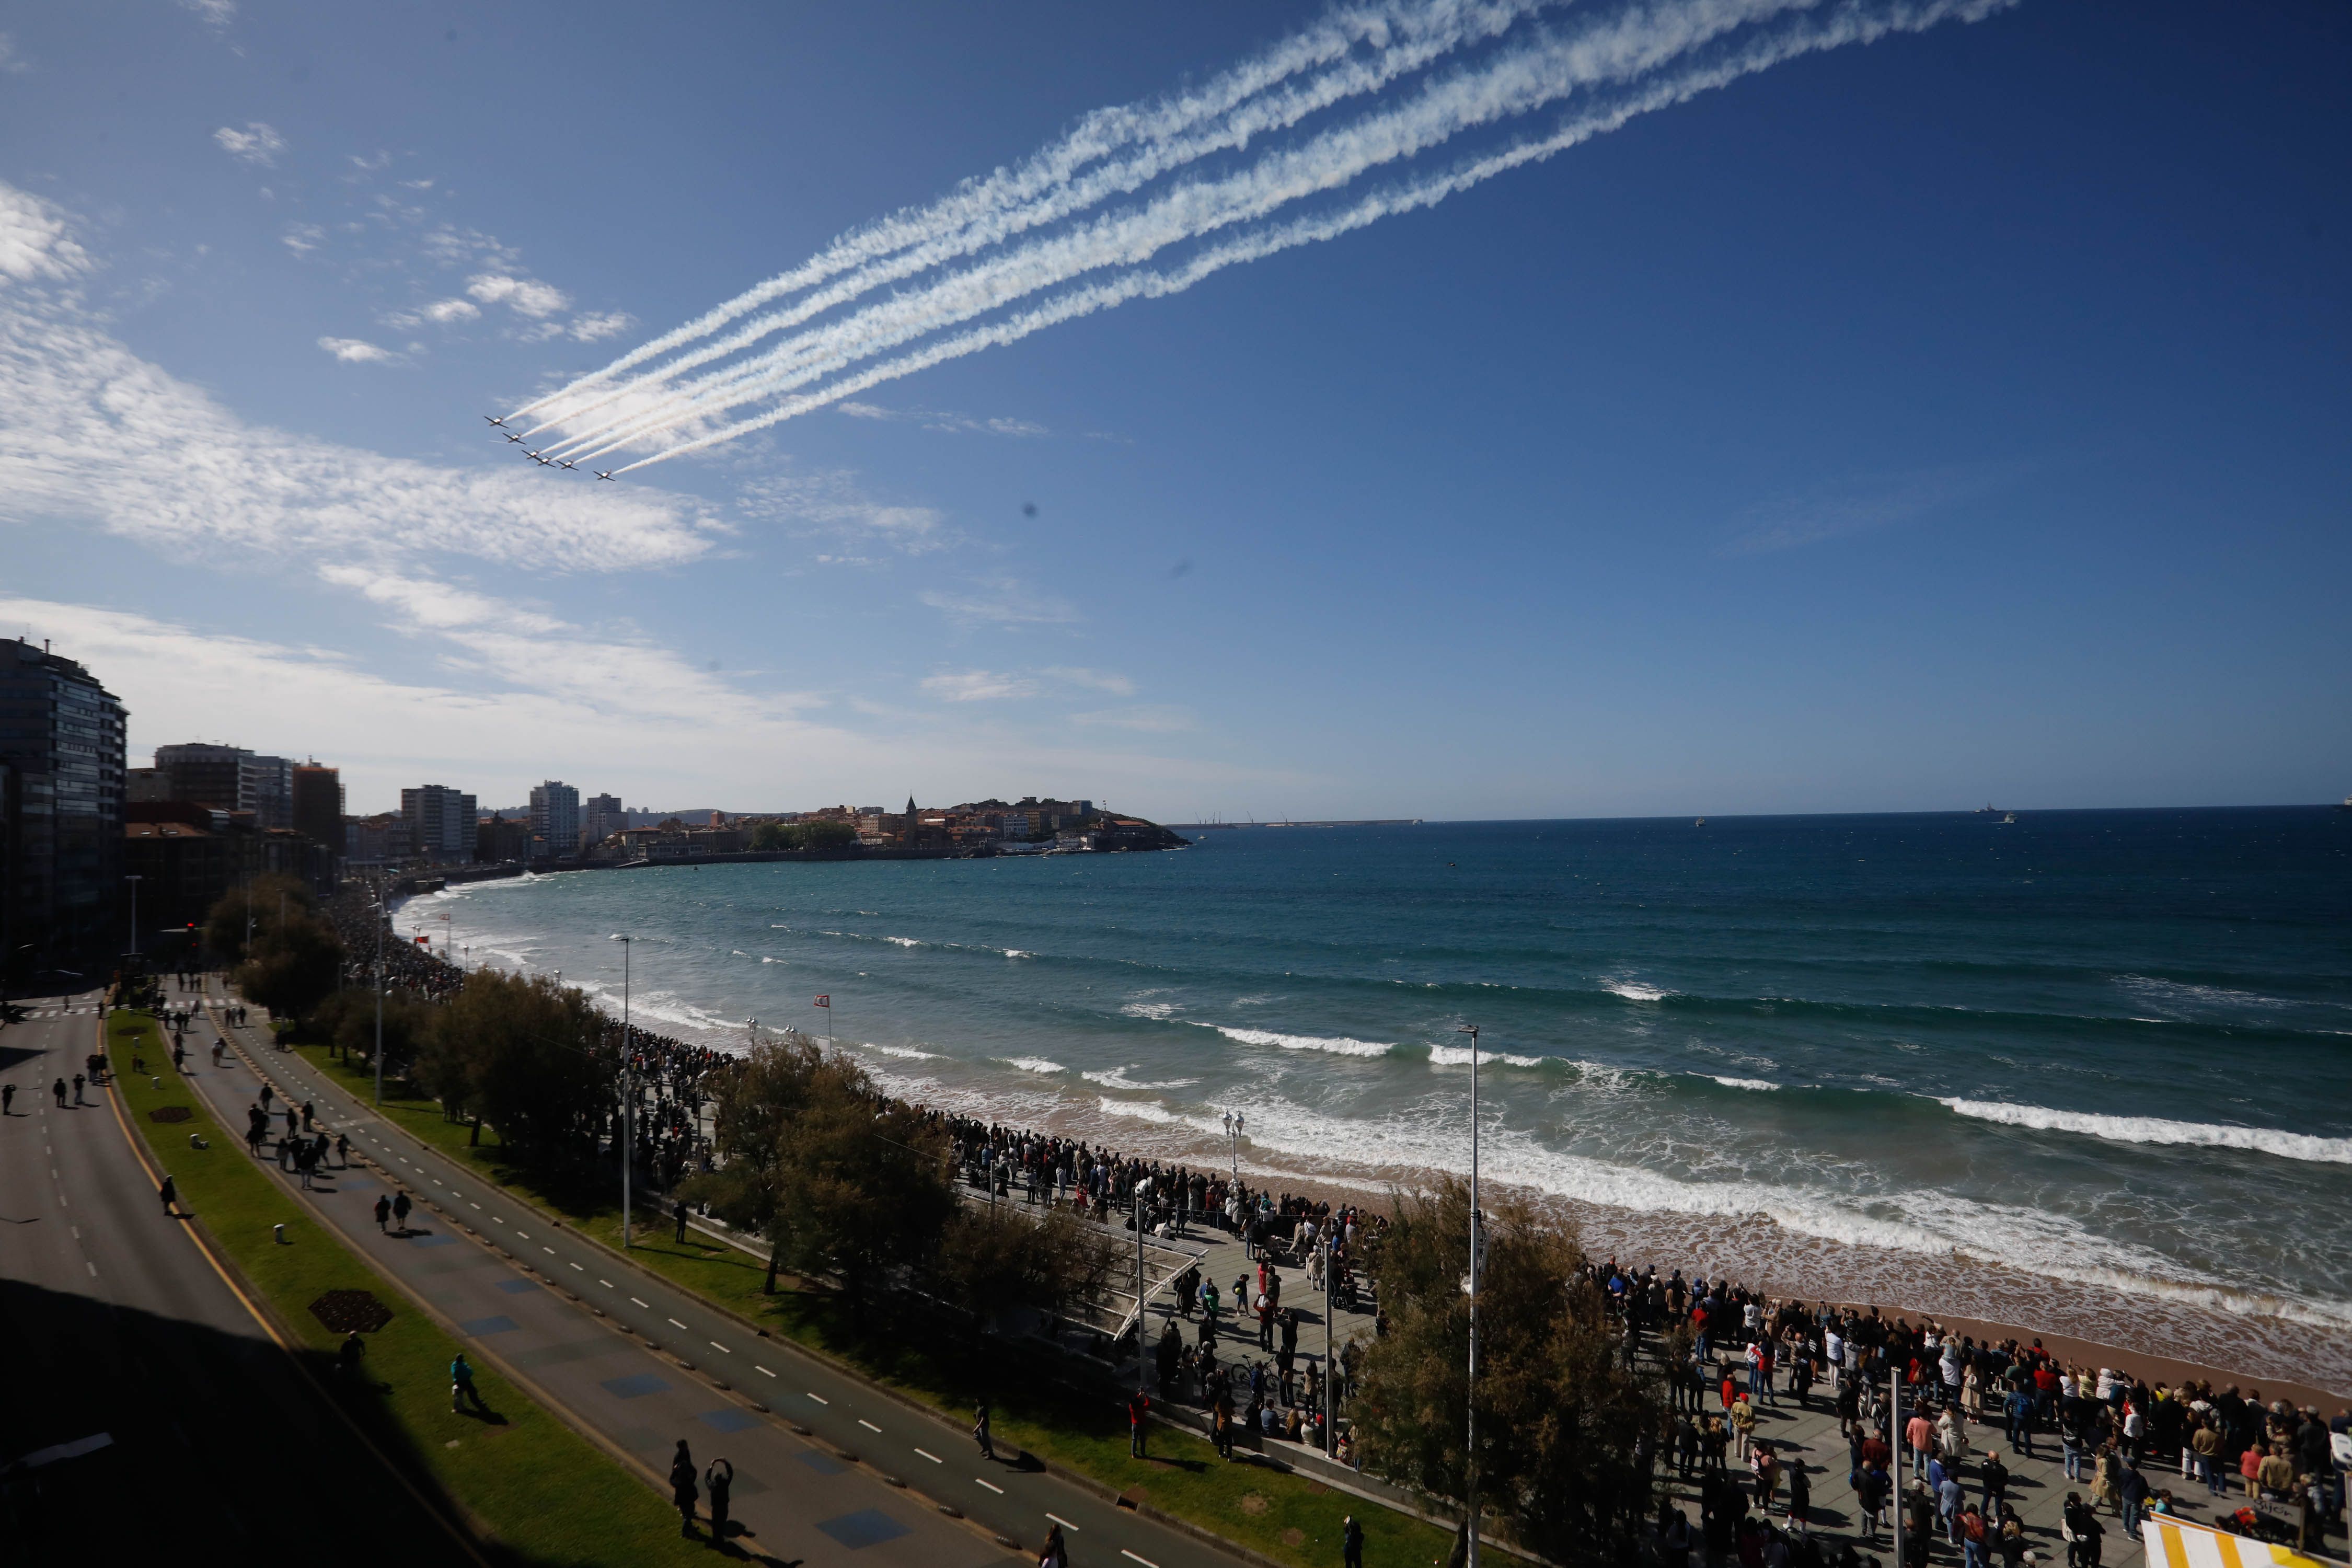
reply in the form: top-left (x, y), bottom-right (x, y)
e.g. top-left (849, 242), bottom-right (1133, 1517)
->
top-left (1579, 1260), bottom-right (2349, 1564)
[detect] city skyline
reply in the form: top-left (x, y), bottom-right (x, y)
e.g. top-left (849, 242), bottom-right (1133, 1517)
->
top-left (2, 1), bottom-right (2346, 820)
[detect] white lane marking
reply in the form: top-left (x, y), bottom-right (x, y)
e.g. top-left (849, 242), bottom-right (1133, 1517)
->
top-left (541, 1247), bottom-right (556, 1256)
top-left (630, 1297), bottom-right (650, 1308)
top-left (1047, 1513), bottom-right (1079, 1531)
top-left (755, 1365), bottom-right (776, 1378)
top-left (599, 1279), bottom-right (614, 1288)
top-left (976, 1478), bottom-right (1005, 1494)
top-left (86, 1261), bottom-right (97, 1277)
top-left (70, 1226), bottom-right (79, 1240)
top-left (569, 1262), bottom-right (584, 1272)
top-left (514, 1231), bottom-right (529, 1240)
top-left (805, 1392), bottom-right (828, 1405)
top-left (667, 1318), bottom-right (688, 1330)
top-left (711, 1341), bottom-right (731, 1354)
top-left (470, 1203), bottom-right (482, 1210)
top-left (494, 1217), bottom-right (506, 1225)
top-left (858, 1419), bottom-right (882, 1434)
top-left (1122, 1553), bottom-right (1160, 1568)
top-left (914, 1447), bottom-right (941, 1463)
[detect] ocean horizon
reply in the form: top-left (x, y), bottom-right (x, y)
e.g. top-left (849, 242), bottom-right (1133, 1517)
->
top-left (409, 804), bottom-right (2352, 1389)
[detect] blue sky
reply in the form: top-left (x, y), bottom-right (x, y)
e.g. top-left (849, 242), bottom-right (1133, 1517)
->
top-left (1, 0), bottom-right (2345, 819)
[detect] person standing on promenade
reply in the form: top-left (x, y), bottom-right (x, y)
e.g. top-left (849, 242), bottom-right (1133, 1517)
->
top-left (704, 1457), bottom-right (732, 1542)
top-left (158, 1174), bottom-right (178, 1216)
top-left (668, 1441), bottom-right (698, 1538)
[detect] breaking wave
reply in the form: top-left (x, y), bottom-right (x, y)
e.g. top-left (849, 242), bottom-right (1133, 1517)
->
top-left (1938, 1100), bottom-right (2352, 1165)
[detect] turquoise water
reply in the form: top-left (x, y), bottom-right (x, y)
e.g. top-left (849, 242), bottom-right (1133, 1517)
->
top-left (423, 808), bottom-right (2352, 1383)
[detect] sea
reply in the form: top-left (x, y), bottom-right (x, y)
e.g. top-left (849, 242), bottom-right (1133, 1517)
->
top-left (410, 808), bottom-right (2352, 1390)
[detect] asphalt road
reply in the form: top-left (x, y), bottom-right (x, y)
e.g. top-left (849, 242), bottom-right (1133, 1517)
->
top-left (0, 993), bottom-right (460, 1560)
top-left (188, 983), bottom-right (1252, 1568)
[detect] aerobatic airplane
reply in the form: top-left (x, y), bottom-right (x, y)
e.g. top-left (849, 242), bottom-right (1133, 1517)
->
top-left (484, 415), bottom-right (508, 428)
top-left (594, 471), bottom-right (615, 481)
top-left (557, 458), bottom-right (578, 470)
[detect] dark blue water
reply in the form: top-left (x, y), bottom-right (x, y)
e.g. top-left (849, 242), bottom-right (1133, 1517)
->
top-left (435, 806), bottom-right (2352, 1381)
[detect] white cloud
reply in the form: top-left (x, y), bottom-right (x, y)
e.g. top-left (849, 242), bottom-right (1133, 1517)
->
top-left (0, 185), bottom-right (89, 281)
top-left (568, 310), bottom-right (635, 342)
top-left (176, 0), bottom-right (236, 27)
top-left (1044, 666), bottom-right (1135, 696)
top-left (423, 297), bottom-right (481, 324)
top-left (280, 223), bottom-right (325, 256)
top-left (736, 469), bottom-right (946, 553)
top-left (467, 272), bottom-right (569, 318)
top-left (212, 122), bottom-right (286, 167)
top-left (918, 577), bottom-right (1079, 626)
top-left (1073, 705), bottom-right (1195, 732)
top-left (923, 670), bottom-right (1040, 702)
top-left (1722, 462), bottom-right (2030, 555)
top-left (0, 180), bottom-right (716, 576)
top-left (316, 335), bottom-right (396, 363)
top-left (0, 33), bottom-right (32, 74)
top-left (838, 400), bottom-right (1048, 438)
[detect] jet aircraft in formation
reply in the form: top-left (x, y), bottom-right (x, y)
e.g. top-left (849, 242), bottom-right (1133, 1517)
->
top-left (487, 416), bottom-right (613, 479)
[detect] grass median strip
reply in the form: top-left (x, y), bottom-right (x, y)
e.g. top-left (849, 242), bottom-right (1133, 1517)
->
top-left (284, 1036), bottom-right (1455, 1568)
top-left (116, 1016), bottom-right (705, 1568)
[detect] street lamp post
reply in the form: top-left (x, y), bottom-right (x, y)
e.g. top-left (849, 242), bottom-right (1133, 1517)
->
top-left (1220, 1110), bottom-right (1245, 1205)
top-left (1133, 1177), bottom-right (1154, 1400)
top-left (1457, 1022), bottom-right (1483, 1568)
top-left (124, 875), bottom-right (142, 960)
top-left (372, 873), bottom-right (386, 1107)
top-left (1324, 1225), bottom-right (1339, 1457)
top-left (615, 934), bottom-right (634, 1247)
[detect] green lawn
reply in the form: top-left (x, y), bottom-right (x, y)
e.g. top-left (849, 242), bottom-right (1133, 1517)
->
top-left (289, 1040), bottom-right (1455, 1568)
top-left (113, 1015), bottom-right (706, 1568)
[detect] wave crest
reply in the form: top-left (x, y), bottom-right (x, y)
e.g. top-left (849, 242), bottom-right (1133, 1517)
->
top-left (1938, 1099), bottom-right (2352, 1165)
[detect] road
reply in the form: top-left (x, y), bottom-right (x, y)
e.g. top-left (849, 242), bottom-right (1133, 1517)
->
top-left (0, 993), bottom-right (461, 1560)
top-left (187, 982), bottom-right (1250, 1568)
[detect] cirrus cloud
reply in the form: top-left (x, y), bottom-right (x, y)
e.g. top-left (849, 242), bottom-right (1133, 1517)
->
top-left (213, 122), bottom-right (286, 167)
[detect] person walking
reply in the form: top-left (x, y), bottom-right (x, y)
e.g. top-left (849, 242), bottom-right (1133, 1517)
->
top-left (668, 1441), bottom-right (699, 1538)
top-left (159, 1174), bottom-right (178, 1216)
top-left (1129, 1389), bottom-right (1150, 1458)
top-left (674, 1196), bottom-right (688, 1244)
top-left (71, 1073), bottom-right (84, 1105)
top-left (704, 1457), bottom-right (733, 1542)
top-left (52, 1077), bottom-right (66, 1108)
top-left (973, 1400), bottom-right (995, 1461)
top-left (1, 1083), bottom-right (14, 1115)
top-left (1040, 1519), bottom-right (1069, 1568)
top-left (391, 1190), bottom-right (412, 1234)
top-left (449, 1353), bottom-right (487, 1414)
top-left (374, 1193), bottom-right (392, 1232)
top-left (338, 1330), bottom-right (367, 1383)
top-left (1342, 1513), bottom-right (1366, 1568)
top-left (301, 1100), bottom-right (314, 1131)
top-left (335, 1132), bottom-right (350, 1169)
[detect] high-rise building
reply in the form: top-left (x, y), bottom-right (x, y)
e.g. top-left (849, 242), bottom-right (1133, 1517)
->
top-left (241, 753), bottom-right (293, 829)
top-left (292, 763), bottom-right (343, 851)
top-left (400, 785), bottom-right (478, 865)
top-left (581, 792), bottom-right (625, 849)
top-left (528, 780), bottom-right (580, 859)
top-left (154, 742), bottom-right (246, 810)
top-left (0, 637), bottom-right (128, 969)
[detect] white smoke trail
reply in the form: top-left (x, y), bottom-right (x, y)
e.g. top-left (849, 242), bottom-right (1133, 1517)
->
top-left (520, 0), bottom-right (1559, 442)
top-left (614, 0), bottom-right (2012, 472)
top-left (509, 0), bottom-right (1544, 422)
top-left (557, 0), bottom-right (1829, 461)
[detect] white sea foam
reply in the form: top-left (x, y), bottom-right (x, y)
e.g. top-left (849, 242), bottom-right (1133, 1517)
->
top-left (1711, 1076), bottom-right (1782, 1092)
top-left (1938, 1099), bottom-right (2352, 1165)
top-left (1204, 1024), bottom-right (1393, 1058)
top-left (1603, 977), bottom-right (1672, 1002)
top-left (882, 936), bottom-right (923, 948)
top-left (1121, 1000), bottom-right (1181, 1020)
top-left (1096, 1096), bottom-right (1216, 1130)
top-left (1426, 1044), bottom-right (1546, 1068)
top-left (1000, 1056), bottom-right (1067, 1075)
top-left (863, 1042), bottom-right (940, 1060)
top-left (1003, 949), bottom-right (1035, 959)
top-left (1082, 1067), bottom-right (1201, 1091)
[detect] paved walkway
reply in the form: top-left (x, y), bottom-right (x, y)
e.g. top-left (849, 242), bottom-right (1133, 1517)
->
top-left (190, 981), bottom-right (1256, 1568)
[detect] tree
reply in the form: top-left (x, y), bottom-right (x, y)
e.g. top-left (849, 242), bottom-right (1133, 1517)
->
top-left (426, 971), bottom-right (616, 1166)
top-left (931, 1201), bottom-right (1120, 1334)
top-left (692, 1037), bottom-right (955, 1303)
top-left (211, 877), bottom-right (343, 1021)
top-left (1350, 1178), bottom-right (1665, 1563)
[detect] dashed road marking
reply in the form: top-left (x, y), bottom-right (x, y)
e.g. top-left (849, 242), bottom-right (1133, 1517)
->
top-left (755, 1365), bottom-right (776, 1378)
top-left (1122, 1553), bottom-right (1160, 1568)
top-left (858, 1419), bottom-right (882, 1434)
top-left (914, 1448), bottom-right (941, 1463)
top-left (599, 1279), bottom-right (614, 1289)
top-left (86, 1261), bottom-right (97, 1277)
top-left (1047, 1513), bottom-right (1079, 1531)
top-left (668, 1318), bottom-right (688, 1330)
top-left (542, 1247), bottom-right (556, 1255)
top-left (631, 1297), bottom-right (650, 1309)
top-left (806, 1392), bottom-right (828, 1405)
top-left (976, 1478), bottom-right (1004, 1494)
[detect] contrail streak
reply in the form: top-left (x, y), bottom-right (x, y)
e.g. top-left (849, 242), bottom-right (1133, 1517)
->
top-left (560, 0), bottom-right (1847, 460)
top-left (510, 0), bottom-right (1547, 423)
top-left (519, 0), bottom-right (1558, 441)
top-left (612, 0), bottom-right (2011, 472)
top-left (557, 0), bottom-right (1812, 458)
